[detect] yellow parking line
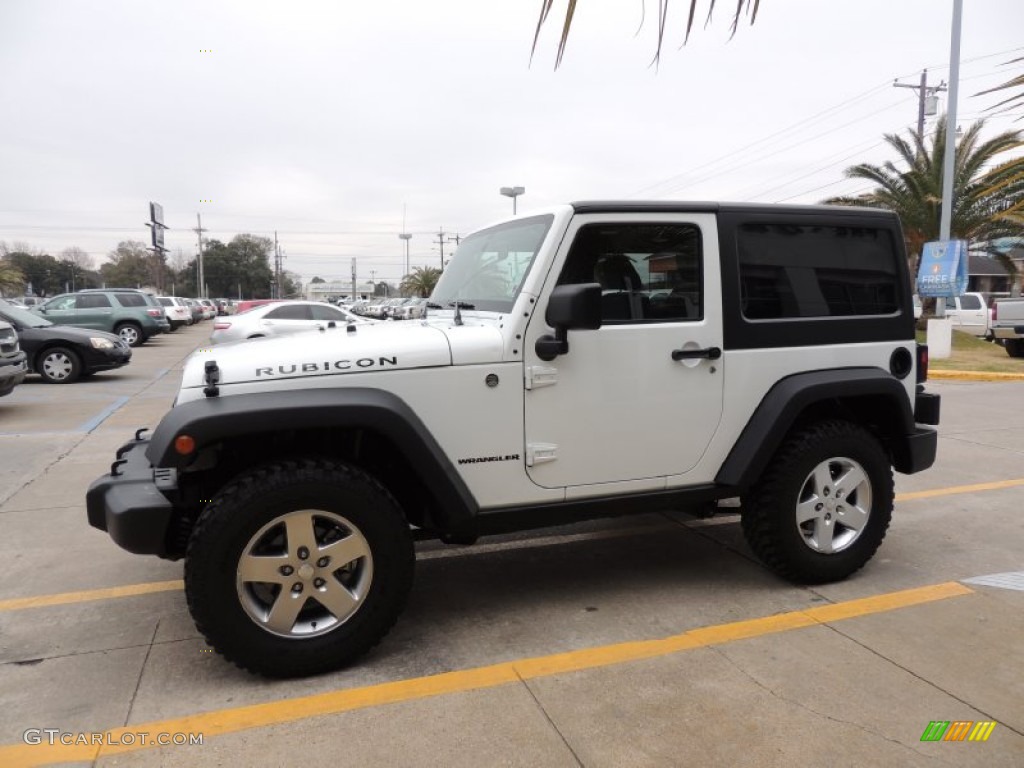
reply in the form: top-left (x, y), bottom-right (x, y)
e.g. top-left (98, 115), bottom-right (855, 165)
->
top-left (1, 478), bottom-right (1021, 617)
top-left (896, 478), bottom-right (1024, 501)
top-left (0, 580), bottom-right (183, 613)
top-left (0, 581), bottom-right (972, 767)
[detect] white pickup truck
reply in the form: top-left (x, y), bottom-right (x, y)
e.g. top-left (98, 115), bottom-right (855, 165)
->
top-left (991, 297), bottom-right (1024, 357)
top-left (942, 292), bottom-right (1003, 339)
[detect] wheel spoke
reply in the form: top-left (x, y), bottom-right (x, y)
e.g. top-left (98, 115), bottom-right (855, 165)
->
top-left (237, 553), bottom-right (289, 584)
top-left (284, 513), bottom-right (319, 558)
top-left (796, 498), bottom-right (821, 524)
top-left (312, 580), bottom-right (359, 619)
top-left (318, 533), bottom-right (370, 567)
top-left (813, 517), bottom-right (836, 554)
top-left (812, 463), bottom-right (833, 496)
top-left (838, 504), bottom-right (869, 534)
top-left (264, 590), bottom-right (307, 634)
top-left (834, 465), bottom-right (866, 498)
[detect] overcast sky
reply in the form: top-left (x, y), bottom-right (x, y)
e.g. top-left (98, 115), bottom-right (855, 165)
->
top-left (1, 0), bottom-right (1022, 288)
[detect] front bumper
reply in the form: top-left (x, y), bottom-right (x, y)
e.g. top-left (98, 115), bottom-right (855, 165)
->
top-left (86, 438), bottom-right (175, 555)
top-left (0, 354), bottom-right (28, 396)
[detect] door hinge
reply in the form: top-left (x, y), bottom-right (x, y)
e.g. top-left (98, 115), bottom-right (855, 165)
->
top-left (525, 365), bottom-right (558, 390)
top-left (526, 443), bottom-right (558, 466)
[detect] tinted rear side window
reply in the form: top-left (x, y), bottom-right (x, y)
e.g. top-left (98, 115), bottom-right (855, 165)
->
top-left (265, 304), bottom-right (312, 320)
top-left (157, 298), bottom-right (173, 307)
top-left (114, 293), bottom-right (147, 307)
top-left (737, 223), bottom-right (899, 319)
top-left (958, 294), bottom-right (981, 310)
top-left (76, 294), bottom-right (112, 309)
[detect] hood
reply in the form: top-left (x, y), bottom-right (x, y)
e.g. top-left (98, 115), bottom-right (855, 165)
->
top-left (181, 321), bottom-right (455, 390)
top-left (28, 324), bottom-right (121, 343)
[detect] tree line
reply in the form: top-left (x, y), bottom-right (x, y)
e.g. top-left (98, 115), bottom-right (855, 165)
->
top-left (0, 234), bottom-right (300, 299)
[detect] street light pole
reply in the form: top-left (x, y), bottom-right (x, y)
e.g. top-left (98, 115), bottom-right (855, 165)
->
top-left (500, 186), bottom-right (525, 214)
top-left (399, 233), bottom-right (412, 277)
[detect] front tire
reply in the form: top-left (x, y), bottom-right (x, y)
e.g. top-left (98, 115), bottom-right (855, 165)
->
top-left (741, 420), bottom-right (893, 584)
top-left (37, 346), bottom-right (82, 384)
top-left (185, 458), bottom-right (414, 677)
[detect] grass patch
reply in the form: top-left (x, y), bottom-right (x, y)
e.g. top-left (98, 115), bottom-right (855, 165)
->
top-left (915, 329), bottom-right (1024, 372)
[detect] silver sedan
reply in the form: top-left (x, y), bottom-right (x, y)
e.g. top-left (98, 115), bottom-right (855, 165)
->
top-left (209, 301), bottom-right (368, 344)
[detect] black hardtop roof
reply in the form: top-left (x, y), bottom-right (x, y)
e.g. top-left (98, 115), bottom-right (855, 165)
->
top-left (570, 200), bottom-right (898, 220)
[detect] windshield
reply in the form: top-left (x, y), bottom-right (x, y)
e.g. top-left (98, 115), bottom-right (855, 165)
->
top-left (430, 214), bottom-right (553, 313)
top-left (0, 299), bottom-right (52, 327)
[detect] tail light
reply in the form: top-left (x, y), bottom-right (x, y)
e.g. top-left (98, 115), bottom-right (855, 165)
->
top-left (147, 309), bottom-right (162, 317)
top-left (214, 322), bottom-right (231, 330)
top-left (916, 343), bottom-right (929, 383)
top-left (992, 302), bottom-right (998, 321)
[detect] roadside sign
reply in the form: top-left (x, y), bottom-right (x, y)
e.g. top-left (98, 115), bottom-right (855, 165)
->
top-left (917, 239), bottom-right (968, 298)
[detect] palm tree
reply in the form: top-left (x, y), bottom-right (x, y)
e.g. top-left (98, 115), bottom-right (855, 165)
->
top-left (533, 0), bottom-right (757, 68)
top-left (977, 55), bottom-right (1024, 118)
top-left (400, 266), bottom-right (442, 297)
top-left (824, 117), bottom-right (1024, 281)
top-left (0, 259), bottom-right (25, 297)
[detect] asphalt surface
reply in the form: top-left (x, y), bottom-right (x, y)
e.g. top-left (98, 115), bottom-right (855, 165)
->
top-left (0, 322), bottom-right (1022, 767)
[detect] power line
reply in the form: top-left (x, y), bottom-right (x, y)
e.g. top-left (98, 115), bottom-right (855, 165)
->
top-left (630, 80), bottom-right (896, 198)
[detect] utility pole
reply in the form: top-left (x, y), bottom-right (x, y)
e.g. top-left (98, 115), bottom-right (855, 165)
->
top-left (274, 231), bottom-right (282, 299)
top-left (193, 214), bottom-right (207, 298)
top-left (894, 69), bottom-right (947, 141)
top-left (434, 228), bottom-right (460, 270)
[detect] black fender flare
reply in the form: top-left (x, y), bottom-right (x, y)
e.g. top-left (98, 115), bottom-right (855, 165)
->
top-left (147, 388), bottom-right (478, 531)
top-left (715, 368), bottom-right (918, 489)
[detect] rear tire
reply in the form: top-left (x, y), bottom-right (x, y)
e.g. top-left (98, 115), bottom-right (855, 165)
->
top-left (114, 322), bottom-right (144, 347)
top-left (1005, 339), bottom-right (1024, 358)
top-left (185, 458), bottom-right (414, 678)
top-left (741, 420), bottom-right (893, 584)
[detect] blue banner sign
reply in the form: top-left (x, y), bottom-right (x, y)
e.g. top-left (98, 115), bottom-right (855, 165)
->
top-left (917, 240), bottom-right (968, 298)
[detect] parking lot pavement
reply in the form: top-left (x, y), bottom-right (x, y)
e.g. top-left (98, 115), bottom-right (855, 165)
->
top-left (1, 344), bottom-right (1023, 766)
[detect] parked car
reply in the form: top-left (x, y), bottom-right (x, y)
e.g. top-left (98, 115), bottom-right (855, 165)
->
top-left (30, 289), bottom-right (169, 347)
top-left (198, 299), bottom-right (218, 320)
top-left (392, 297), bottom-right (427, 320)
top-left (212, 298), bottom-right (235, 316)
top-left (991, 296), bottom-right (1024, 357)
top-left (209, 300), bottom-right (367, 344)
top-left (235, 299), bottom-right (281, 314)
top-left (156, 296), bottom-right (194, 330)
top-left (0, 318), bottom-right (28, 396)
top-left (0, 299), bottom-right (131, 383)
top-left (183, 299), bottom-right (204, 324)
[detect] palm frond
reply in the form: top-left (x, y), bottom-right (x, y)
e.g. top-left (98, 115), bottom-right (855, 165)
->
top-left (536, 0), bottom-right (756, 69)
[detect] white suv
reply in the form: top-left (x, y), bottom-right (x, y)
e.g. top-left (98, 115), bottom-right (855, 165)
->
top-left (156, 297), bottom-right (193, 330)
top-left (88, 201), bottom-right (940, 678)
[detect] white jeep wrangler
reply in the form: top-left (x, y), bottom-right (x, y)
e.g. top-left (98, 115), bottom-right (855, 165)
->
top-left (88, 202), bottom-right (940, 677)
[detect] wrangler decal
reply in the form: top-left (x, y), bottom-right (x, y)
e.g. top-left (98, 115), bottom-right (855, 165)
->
top-left (458, 454), bottom-right (520, 465)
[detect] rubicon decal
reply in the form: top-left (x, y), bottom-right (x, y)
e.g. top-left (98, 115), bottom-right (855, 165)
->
top-left (256, 357), bottom-right (398, 376)
top-left (458, 453), bottom-right (520, 465)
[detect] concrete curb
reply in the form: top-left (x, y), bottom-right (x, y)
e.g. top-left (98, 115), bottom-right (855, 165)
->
top-left (929, 369), bottom-right (1024, 382)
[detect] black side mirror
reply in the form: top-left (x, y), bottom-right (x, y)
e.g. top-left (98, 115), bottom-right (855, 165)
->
top-left (536, 283), bottom-right (602, 361)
